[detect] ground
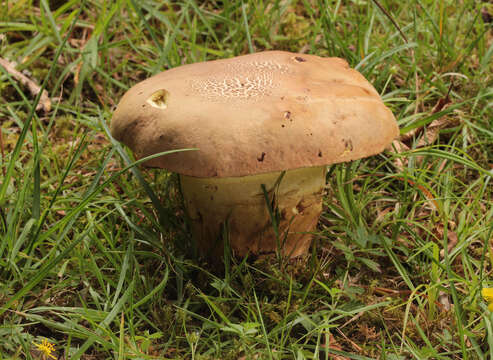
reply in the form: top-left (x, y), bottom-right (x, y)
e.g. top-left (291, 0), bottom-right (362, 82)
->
top-left (0, 0), bottom-right (492, 359)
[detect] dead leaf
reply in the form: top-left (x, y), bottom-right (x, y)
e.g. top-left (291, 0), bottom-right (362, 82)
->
top-left (396, 83), bottom-right (454, 149)
top-left (438, 288), bottom-right (451, 311)
top-left (321, 334), bottom-right (350, 360)
top-left (431, 87), bottom-right (452, 114)
top-left (437, 226), bottom-right (459, 258)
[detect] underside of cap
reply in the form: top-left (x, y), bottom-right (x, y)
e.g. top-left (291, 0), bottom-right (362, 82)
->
top-left (111, 51), bottom-right (399, 178)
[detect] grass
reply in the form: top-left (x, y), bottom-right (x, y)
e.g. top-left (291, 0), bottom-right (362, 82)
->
top-left (0, 0), bottom-right (492, 358)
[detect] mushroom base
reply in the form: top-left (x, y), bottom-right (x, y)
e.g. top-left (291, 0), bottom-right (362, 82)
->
top-left (180, 166), bottom-right (326, 258)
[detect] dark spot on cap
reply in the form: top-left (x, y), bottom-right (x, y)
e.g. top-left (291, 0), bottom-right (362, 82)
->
top-left (296, 201), bottom-right (306, 213)
top-left (294, 56), bottom-right (306, 62)
top-left (257, 152), bottom-right (266, 162)
top-left (318, 150), bottom-right (322, 157)
top-left (344, 138), bottom-right (354, 151)
top-left (284, 111), bottom-right (291, 120)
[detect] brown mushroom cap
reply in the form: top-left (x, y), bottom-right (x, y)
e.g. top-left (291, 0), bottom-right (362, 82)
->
top-left (111, 51), bottom-right (399, 178)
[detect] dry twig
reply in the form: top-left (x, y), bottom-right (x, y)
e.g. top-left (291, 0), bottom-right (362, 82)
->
top-left (0, 57), bottom-right (51, 112)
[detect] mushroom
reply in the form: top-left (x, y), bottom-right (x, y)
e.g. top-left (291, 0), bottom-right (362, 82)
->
top-left (111, 51), bottom-right (399, 258)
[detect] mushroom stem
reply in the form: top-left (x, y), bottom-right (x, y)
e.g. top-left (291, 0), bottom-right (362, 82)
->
top-left (180, 166), bottom-right (326, 258)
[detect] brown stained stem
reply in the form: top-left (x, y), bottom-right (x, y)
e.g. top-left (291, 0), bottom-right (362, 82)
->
top-left (0, 57), bottom-right (51, 113)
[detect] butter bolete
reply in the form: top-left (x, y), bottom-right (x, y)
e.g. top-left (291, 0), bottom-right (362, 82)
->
top-left (111, 51), bottom-right (398, 258)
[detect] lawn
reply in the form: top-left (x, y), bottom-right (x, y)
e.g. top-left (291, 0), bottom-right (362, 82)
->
top-left (0, 0), bottom-right (492, 358)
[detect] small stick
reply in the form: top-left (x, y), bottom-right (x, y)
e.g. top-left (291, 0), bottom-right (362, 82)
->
top-left (371, 0), bottom-right (421, 121)
top-left (0, 57), bottom-right (51, 113)
top-left (371, 0), bottom-right (408, 43)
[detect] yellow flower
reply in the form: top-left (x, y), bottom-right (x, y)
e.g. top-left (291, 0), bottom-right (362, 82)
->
top-left (482, 288), bottom-right (493, 311)
top-left (34, 339), bottom-right (57, 360)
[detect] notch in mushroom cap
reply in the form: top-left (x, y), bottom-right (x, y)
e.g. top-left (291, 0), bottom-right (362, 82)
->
top-left (111, 50), bottom-right (398, 178)
top-left (111, 51), bottom-right (399, 258)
